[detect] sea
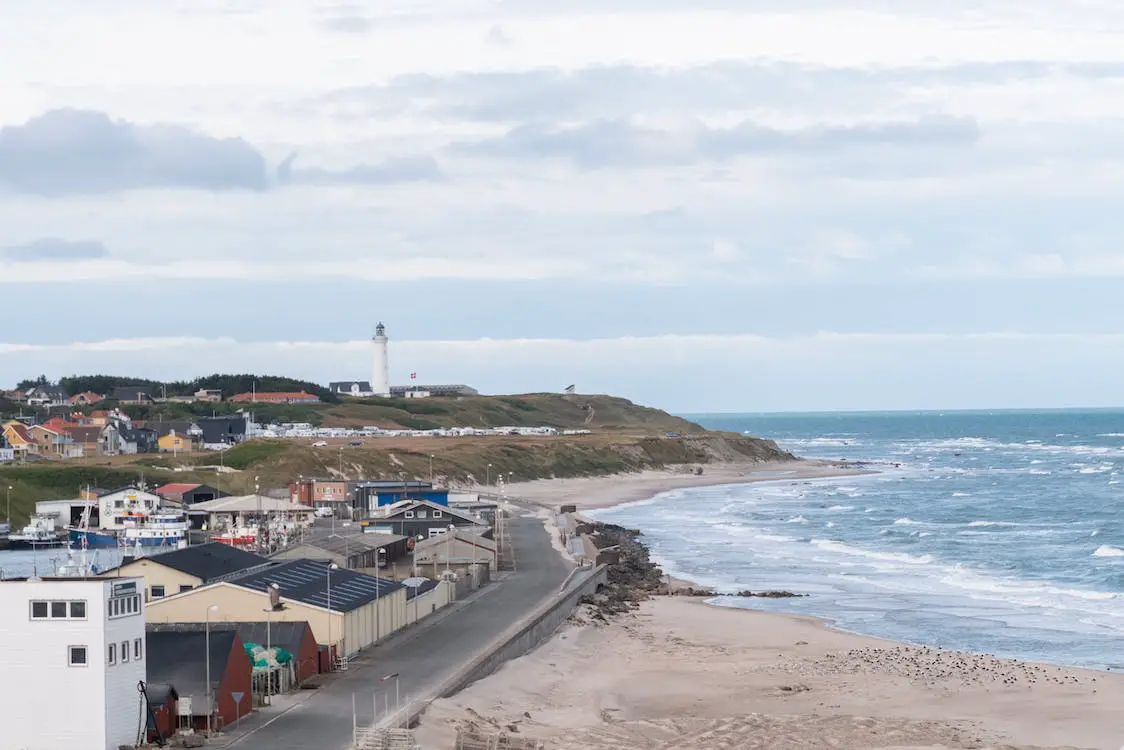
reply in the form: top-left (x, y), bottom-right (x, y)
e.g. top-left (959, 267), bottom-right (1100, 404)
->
top-left (588, 409), bottom-right (1124, 671)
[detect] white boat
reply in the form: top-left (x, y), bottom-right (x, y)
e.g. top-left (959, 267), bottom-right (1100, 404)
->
top-left (8, 514), bottom-right (64, 550)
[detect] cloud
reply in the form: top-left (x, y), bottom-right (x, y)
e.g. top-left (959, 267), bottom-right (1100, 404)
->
top-left (1, 238), bottom-right (110, 262)
top-left (450, 116), bottom-right (979, 168)
top-left (0, 109), bottom-right (270, 196)
top-left (318, 5), bottom-right (375, 34)
top-left (277, 152), bottom-right (445, 185)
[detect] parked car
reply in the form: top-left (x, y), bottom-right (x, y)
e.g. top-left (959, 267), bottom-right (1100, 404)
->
top-left (311, 440), bottom-right (328, 447)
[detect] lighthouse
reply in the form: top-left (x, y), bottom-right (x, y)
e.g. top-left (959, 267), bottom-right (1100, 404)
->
top-left (371, 322), bottom-right (391, 397)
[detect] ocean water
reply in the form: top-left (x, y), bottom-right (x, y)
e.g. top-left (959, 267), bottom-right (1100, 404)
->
top-left (589, 409), bottom-right (1124, 670)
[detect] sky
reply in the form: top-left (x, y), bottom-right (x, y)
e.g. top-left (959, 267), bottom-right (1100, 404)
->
top-left (3, 0), bottom-right (1124, 413)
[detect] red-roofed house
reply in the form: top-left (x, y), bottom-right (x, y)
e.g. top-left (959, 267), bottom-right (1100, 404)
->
top-left (29, 424), bottom-right (79, 457)
top-left (69, 391), bottom-right (104, 406)
top-left (229, 391), bottom-right (321, 404)
top-left (2, 420), bottom-right (37, 456)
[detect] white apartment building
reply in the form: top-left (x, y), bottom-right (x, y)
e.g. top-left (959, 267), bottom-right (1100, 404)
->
top-left (0, 576), bottom-right (147, 750)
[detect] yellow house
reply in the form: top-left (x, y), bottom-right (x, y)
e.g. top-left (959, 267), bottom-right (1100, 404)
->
top-left (145, 559), bottom-right (408, 658)
top-left (157, 432), bottom-right (193, 453)
top-left (97, 542), bottom-right (269, 601)
top-left (1, 420), bottom-right (37, 455)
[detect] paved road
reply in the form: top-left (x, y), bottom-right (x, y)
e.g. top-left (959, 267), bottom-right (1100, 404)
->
top-left (229, 507), bottom-right (571, 750)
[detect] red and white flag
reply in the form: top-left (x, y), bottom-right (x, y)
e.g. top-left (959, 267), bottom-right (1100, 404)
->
top-left (410, 372), bottom-right (417, 379)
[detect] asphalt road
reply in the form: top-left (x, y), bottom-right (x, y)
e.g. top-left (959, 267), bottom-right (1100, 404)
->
top-left (230, 507), bottom-right (571, 750)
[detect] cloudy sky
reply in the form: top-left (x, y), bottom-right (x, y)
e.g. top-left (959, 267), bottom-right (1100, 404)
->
top-left (3, 0), bottom-right (1124, 412)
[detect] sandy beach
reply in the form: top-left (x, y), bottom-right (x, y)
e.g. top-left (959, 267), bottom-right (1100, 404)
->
top-left (415, 468), bottom-right (1124, 750)
top-left (506, 458), bottom-right (876, 511)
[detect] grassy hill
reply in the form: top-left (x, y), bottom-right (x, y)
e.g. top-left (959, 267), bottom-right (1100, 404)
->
top-left (0, 394), bottom-right (794, 525)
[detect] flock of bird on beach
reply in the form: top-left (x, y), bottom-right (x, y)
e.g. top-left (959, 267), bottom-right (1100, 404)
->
top-left (815, 645), bottom-right (1098, 693)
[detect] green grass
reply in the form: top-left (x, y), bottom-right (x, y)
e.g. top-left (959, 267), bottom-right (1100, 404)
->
top-left (218, 440), bottom-right (289, 470)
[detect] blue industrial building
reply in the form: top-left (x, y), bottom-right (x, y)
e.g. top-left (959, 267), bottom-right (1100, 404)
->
top-left (351, 480), bottom-right (449, 512)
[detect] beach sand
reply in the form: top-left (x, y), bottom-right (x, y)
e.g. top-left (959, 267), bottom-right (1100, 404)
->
top-left (506, 458), bottom-right (874, 511)
top-left (414, 469), bottom-right (1124, 750)
top-left (417, 598), bottom-right (1124, 749)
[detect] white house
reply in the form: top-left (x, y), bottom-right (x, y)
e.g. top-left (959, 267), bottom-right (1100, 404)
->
top-left (99, 487), bottom-right (163, 530)
top-left (0, 576), bottom-right (146, 750)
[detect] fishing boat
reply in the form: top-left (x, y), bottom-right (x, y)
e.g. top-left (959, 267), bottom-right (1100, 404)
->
top-left (213, 524), bottom-right (258, 547)
top-left (8, 514), bottom-right (65, 550)
top-left (69, 513), bottom-right (188, 548)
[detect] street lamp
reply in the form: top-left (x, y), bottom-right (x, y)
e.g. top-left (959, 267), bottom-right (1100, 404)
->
top-left (445, 524), bottom-right (455, 575)
top-left (375, 548), bottom-right (387, 641)
top-left (262, 583), bottom-right (282, 698)
top-left (428, 454), bottom-right (434, 484)
top-left (326, 563), bottom-right (339, 670)
top-left (205, 604), bottom-right (219, 734)
top-left (486, 463), bottom-right (492, 487)
top-left (5, 485), bottom-right (11, 523)
top-left (380, 672), bottom-right (401, 723)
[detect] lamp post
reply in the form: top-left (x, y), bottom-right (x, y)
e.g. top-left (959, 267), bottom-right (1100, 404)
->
top-left (445, 524), bottom-right (455, 575)
top-left (326, 563), bottom-right (339, 670)
top-left (263, 583), bottom-right (281, 698)
top-left (486, 463), bottom-right (492, 488)
top-left (428, 454), bottom-right (434, 484)
top-left (5, 485), bottom-right (11, 523)
top-left (376, 547), bottom-right (386, 640)
top-left (205, 604), bottom-right (219, 734)
top-left (380, 672), bottom-right (400, 723)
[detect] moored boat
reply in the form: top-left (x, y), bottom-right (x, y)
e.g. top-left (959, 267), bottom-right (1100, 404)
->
top-left (8, 514), bottom-right (65, 550)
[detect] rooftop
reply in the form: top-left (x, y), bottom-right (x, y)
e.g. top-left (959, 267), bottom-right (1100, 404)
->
top-left (146, 628), bottom-right (238, 698)
top-left (156, 483), bottom-right (203, 495)
top-left (230, 558), bottom-right (404, 613)
top-left (190, 495), bottom-right (314, 514)
top-left (105, 543), bottom-right (268, 582)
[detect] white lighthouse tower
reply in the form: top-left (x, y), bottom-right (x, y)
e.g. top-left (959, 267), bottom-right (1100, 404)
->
top-left (371, 322), bottom-right (391, 397)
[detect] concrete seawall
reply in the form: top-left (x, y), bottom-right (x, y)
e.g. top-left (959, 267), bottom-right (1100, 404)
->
top-left (378, 563), bottom-right (608, 732)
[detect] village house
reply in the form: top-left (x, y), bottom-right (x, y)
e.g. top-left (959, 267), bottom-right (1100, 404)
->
top-left (366, 498), bottom-right (486, 540)
top-left (68, 391), bottom-right (104, 406)
top-left (112, 386), bottom-right (156, 404)
top-left (229, 391), bottom-right (321, 404)
top-left (98, 486), bottom-right (163, 531)
top-left (2, 420), bottom-right (38, 456)
top-left (28, 423), bottom-right (79, 457)
top-left (24, 383), bottom-right (68, 407)
top-left (157, 431), bottom-right (194, 453)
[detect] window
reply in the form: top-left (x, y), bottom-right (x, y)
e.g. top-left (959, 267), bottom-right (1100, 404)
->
top-left (404, 511), bottom-right (415, 519)
top-left (179, 585), bottom-right (193, 593)
top-left (69, 600), bottom-right (86, 619)
top-left (417, 510), bottom-right (428, 519)
top-left (111, 599), bottom-right (120, 616)
top-left (134, 638), bottom-right (143, 661)
top-left (30, 601), bottom-right (48, 619)
top-left (121, 641), bottom-right (129, 662)
top-left (107, 643), bottom-right (116, 665)
top-left (429, 528), bottom-right (444, 538)
top-left (150, 585), bottom-right (165, 598)
top-left (433, 510), bottom-right (443, 518)
top-left (50, 601), bottom-right (68, 618)
top-left (69, 646), bottom-right (87, 667)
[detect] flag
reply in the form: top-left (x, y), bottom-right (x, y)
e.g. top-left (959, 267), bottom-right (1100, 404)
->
top-left (381, 672), bottom-right (399, 681)
top-left (563, 384), bottom-right (575, 394)
top-left (410, 372), bottom-right (417, 380)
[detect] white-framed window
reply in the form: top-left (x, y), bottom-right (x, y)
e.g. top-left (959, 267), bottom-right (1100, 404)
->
top-left (433, 510), bottom-right (443, 518)
top-left (404, 511), bottom-right (415, 519)
top-left (69, 600), bottom-right (86, 619)
top-left (109, 594), bottom-right (141, 619)
top-left (50, 601), bottom-right (68, 618)
top-left (121, 641), bottom-right (129, 662)
top-left (68, 645), bottom-right (88, 667)
top-left (30, 601), bottom-right (49, 619)
top-left (30, 600), bottom-right (88, 620)
top-left (107, 642), bottom-right (117, 665)
top-left (134, 638), bottom-right (143, 661)
top-left (417, 510), bottom-right (428, 519)
top-left (429, 528), bottom-right (444, 538)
